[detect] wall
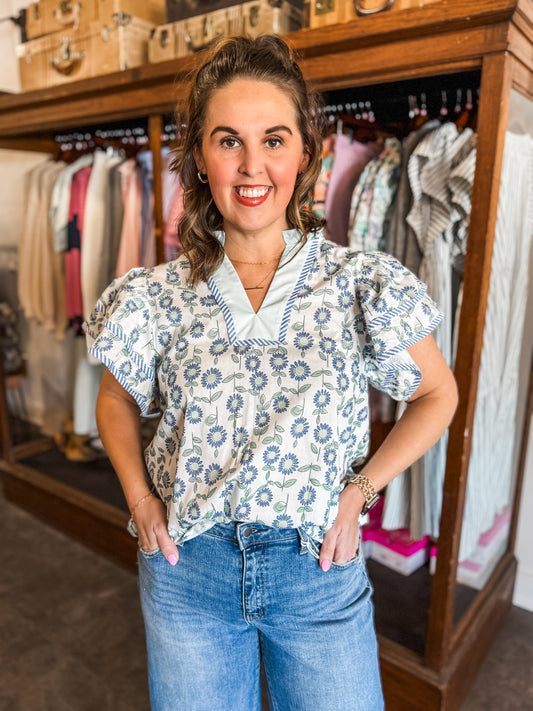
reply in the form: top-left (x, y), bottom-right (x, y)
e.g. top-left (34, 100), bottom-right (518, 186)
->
top-left (514, 418), bottom-right (533, 611)
top-left (0, 0), bottom-right (26, 93)
top-left (508, 89), bottom-right (533, 612)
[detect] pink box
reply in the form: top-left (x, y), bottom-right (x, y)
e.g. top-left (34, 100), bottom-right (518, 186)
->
top-left (364, 527), bottom-right (431, 576)
top-left (456, 507), bottom-right (511, 589)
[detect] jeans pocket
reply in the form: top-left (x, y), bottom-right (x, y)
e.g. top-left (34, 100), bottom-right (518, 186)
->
top-left (330, 554), bottom-right (361, 571)
top-left (301, 533), bottom-right (361, 570)
top-left (137, 545), bottom-right (163, 561)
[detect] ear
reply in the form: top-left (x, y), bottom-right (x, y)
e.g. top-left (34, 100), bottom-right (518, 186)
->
top-left (298, 149), bottom-right (311, 174)
top-left (193, 144), bottom-right (205, 173)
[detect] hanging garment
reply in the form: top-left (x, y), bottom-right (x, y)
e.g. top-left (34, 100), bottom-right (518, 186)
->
top-left (163, 179), bottom-right (184, 262)
top-left (388, 119), bottom-right (441, 275)
top-left (0, 149), bottom-right (53, 253)
top-left (312, 134), bottom-right (335, 217)
top-left (348, 136), bottom-right (402, 252)
top-left (19, 162), bottom-right (53, 322)
top-left (115, 158), bottom-right (143, 277)
top-left (40, 161), bottom-right (68, 338)
top-left (66, 164), bottom-right (92, 334)
top-left (162, 148), bottom-right (183, 261)
top-left (100, 159), bottom-right (126, 296)
top-left (19, 160), bottom-right (68, 337)
top-left (324, 133), bottom-right (382, 246)
top-left (382, 122), bottom-right (477, 539)
top-left (137, 150), bottom-right (157, 269)
top-left (81, 151), bottom-right (123, 322)
top-left (460, 131), bottom-right (533, 561)
top-left (49, 154), bottom-right (93, 253)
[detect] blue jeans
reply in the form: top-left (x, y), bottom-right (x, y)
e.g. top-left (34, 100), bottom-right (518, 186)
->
top-left (138, 523), bottom-right (384, 711)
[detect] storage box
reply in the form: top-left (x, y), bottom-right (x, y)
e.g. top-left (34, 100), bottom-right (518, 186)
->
top-left (166, 0), bottom-right (304, 23)
top-left (241, 0), bottom-right (303, 37)
top-left (456, 508), bottom-right (511, 590)
top-left (169, 1), bottom-right (303, 60)
top-left (173, 5), bottom-right (243, 57)
top-left (26, 2), bottom-right (45, 39)
top-left (148, 23), bottom-right (177, 63)
top-left (90, 16), bottom-right (154, 75)
top-left (17, 15), bottom-right (154, 91)
top-left (307, 0), bottom-right (440, 29)
top-left (42, 0), bottom-right (99, 36)
top-left (17, 27), bottom-right (91, 89)
top-left (97, 0), bottom-right (166, 26)
top-left (365, 527), bottom-right (431, 576)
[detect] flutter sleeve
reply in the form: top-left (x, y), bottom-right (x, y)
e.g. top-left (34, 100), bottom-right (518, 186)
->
top-left (85, 269), bottom-right (160, 415)
top-left (354, 251), bottom-right (443, 400)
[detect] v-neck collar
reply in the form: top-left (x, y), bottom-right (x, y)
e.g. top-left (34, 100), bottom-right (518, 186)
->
top-left (208, 229), bottom-right (320, 344)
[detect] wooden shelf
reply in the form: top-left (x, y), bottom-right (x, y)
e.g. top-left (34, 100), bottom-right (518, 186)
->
top-left (2, 1), bottom-right (532, 709)
top-left (0, 0), bottom-right (530, 136)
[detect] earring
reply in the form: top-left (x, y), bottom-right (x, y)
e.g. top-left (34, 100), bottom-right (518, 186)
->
top-left (197, 171), bottom-right (209, 184)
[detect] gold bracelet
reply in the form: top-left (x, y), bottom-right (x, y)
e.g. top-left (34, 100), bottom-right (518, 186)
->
top-left (130, 491), bottom-right (154, 519)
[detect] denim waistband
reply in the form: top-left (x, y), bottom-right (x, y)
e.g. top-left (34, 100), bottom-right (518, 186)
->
top-left (203, 521), bottom-right (318, 557)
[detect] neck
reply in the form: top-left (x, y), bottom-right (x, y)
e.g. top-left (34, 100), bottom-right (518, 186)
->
top-left (222, 226), bottom-right (287, 264)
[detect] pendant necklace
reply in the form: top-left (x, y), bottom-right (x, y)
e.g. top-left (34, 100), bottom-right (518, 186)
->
top-left (242, 263), bottom-right (279, 291)
top-left (225, 238), bottom-right (307, 291)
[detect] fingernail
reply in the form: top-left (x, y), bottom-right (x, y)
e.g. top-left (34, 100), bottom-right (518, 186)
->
top-left (320, 560), bottom-right (331, 572)
top-left (168, 555), bottom-right (178, 566)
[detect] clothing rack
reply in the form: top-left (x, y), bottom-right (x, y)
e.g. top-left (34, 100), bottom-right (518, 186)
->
top-left (322, 70), bottom-right (480, 127)
top-left (53, 118), bottom-right (150, 160)
top-left (0, 4), bottom-right (531, 709)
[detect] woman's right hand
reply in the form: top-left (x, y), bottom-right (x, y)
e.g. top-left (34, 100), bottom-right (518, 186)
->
top-left (134, 495), bottom-right (180, 566)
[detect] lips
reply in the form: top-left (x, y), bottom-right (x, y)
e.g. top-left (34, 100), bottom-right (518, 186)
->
top-left (234, 185), bottom-right (271, 206)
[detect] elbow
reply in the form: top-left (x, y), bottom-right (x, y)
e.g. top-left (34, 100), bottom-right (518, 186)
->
top-left (444, 372), bottom-right (459, 426)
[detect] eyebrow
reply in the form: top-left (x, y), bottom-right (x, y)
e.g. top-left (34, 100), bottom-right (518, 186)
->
top-left (209, 125), bottom-right (293, 137)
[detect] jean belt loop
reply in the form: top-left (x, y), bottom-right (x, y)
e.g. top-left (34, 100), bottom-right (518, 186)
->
top-left (296, 527), bottom-right (310, 556)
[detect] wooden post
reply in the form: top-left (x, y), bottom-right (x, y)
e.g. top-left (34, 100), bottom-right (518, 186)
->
top-left (425, 51), bottom-right (513, 670)
top-left (148, 114), bottom-right (165, 266)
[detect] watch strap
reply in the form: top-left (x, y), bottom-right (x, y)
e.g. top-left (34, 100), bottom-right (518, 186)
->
top-left (348, 473), bottom-right (380, 514)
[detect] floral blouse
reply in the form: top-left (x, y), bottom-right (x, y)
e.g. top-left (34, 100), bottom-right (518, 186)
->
top-left (86, 228), bottom-right (442, 544)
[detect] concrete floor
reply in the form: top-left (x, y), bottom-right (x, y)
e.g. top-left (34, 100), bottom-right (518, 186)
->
top-left (1, 487), bottom-right (532, 711)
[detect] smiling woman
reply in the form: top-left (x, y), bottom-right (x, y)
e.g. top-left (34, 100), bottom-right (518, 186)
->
top-left (86, 34), bottom-right (458, 711)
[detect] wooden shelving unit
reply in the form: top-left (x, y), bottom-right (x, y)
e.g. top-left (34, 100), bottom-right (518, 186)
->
top-left (1, 2), bottom-right (532, 708)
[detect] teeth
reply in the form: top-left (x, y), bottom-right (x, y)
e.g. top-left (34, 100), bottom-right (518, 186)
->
top-left (237, 187), bottom-right (269, 198)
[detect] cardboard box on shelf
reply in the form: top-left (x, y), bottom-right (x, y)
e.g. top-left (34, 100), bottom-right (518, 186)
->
top-left (148, 22), bottom-right (177, 63)
top-left (17, 14), bottom-right (154, 91)
top-left (306, 0), bottom-right (441, 30)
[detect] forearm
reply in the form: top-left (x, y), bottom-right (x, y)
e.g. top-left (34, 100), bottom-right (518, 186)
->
top-left (359, 387), bottom-right (457, 494)
top-left (95, 388), bottom-right (152, 512)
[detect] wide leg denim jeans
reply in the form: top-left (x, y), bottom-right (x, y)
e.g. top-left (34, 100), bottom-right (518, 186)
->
top-left (138, 523), bottom-right (384, 711)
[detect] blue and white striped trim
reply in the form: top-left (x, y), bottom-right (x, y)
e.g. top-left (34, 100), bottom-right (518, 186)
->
top-left (88, 350), bottom-right (152, 414)
top-left (373, 314), bottom-right (443, 362)
top-left (364, 283), bottom-right (428, 329)
top-left (278, 236), bottom-right (320, 343)
top-left (87, 320), bottom-right (154, 379)
top-left (208, 277), bottom-right (237, 343)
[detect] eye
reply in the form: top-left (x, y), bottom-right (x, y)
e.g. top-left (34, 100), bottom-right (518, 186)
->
top-left (220, 136), bottom-right (240, 149)
top-left (265, 136), bottom-right (283, 149)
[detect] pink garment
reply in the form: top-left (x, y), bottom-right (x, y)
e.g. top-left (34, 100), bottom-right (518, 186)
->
top-left (163, 180), bottom-right (184, 261)
top-left (324, 134), bottom-right (382, 246)
top-left (65, 165), bottom-right (92, 330)
top-left (115, 159), bottom-right (142, 277)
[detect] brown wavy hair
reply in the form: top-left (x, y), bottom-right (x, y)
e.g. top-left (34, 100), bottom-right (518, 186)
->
top-left (172, 34), bottom-right (325, 286)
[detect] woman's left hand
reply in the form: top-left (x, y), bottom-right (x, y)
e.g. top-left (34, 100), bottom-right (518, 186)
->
top-left (318, 484), bottom-right (365, 572)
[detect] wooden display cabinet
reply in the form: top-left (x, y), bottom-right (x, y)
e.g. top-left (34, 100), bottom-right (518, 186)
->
top-left (1, 2), bottom-right (532, 709)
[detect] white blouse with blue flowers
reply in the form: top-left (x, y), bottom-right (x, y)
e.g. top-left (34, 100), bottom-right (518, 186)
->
top-left (86, 228), bottom-right (442, 544)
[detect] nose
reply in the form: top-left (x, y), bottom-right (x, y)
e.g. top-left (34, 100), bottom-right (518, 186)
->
top-left (238, 145), bottom-right (264, 178)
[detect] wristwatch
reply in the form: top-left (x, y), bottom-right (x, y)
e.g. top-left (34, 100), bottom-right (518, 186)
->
top-left (348, 473), bottom-right (380, 515)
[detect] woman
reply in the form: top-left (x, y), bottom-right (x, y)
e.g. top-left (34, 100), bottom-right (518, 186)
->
top-left (87, 35), bottom-right (457, 711)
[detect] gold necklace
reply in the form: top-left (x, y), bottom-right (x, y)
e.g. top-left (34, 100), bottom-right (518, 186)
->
top-left (242, 263), bottom-right (279, 291)
top-left (226, 254), bottom-right (283, 265)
